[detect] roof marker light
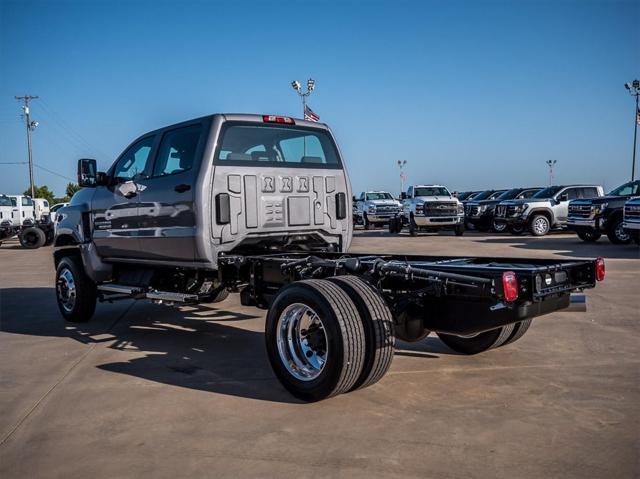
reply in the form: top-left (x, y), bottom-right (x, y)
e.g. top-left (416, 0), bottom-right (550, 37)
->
top-left (263, 115), bottom-right (295, 124)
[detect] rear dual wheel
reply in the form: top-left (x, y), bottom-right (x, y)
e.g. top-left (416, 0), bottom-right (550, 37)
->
top-left (19, 227), bottom-right (46, 249)
top-left (437, 319), bottom-right (532, 355)
top-left (265, 277), bottom-right (395, 401)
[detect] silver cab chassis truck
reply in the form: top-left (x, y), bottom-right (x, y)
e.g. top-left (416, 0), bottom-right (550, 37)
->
top-left (54, 114), bottom-right (605, 402)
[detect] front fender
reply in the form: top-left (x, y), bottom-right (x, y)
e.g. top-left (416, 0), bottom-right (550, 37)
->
top-left (54, 190), bottom-right (93, 246)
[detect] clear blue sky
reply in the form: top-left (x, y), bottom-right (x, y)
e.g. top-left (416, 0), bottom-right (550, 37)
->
top-left (0, 0), bottom-right (638, 198)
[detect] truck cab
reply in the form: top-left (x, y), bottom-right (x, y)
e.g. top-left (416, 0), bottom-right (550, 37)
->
top-left (394, 184), bottom-right (464, 236)
top-left (567, 180), bottom-right (640, 244)
top-left (354, 191), bottom-right (402, 229)
top-left (8, 195), bottom-right (36, 226)
top-left (55, 114), bottom-right (352, 274)
top-left (494, 185), bottom-right (604, 236)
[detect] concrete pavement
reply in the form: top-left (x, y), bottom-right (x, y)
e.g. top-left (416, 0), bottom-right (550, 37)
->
top-left (0, 232), bottom-right (638, 478)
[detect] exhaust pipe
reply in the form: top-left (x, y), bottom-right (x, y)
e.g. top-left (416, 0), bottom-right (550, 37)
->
top-left (565, 293), bottom-right (587, 313)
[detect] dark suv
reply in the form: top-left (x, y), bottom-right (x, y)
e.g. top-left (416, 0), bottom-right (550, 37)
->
top-left (465, 187), bottom-right (542, 232)
top-left (567, 180), bottom-right (640, 244)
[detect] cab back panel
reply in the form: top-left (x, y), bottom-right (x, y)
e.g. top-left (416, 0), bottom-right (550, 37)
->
top-left (210, 165), bottom-right (350, 247)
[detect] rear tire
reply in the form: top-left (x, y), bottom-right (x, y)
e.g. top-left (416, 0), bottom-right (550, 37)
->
top-left (19, 227), bottom-right (46, 249)
top-left (210, 287), bottom-right (229, 303)
top-left (508, 225), bottom-right (525, 235)
top-left (363, 214), bottom-right (371, 230)
top-left (577, 230), bottom-right (601, 242)
top-left (437, 324), bottom-right (515, 355)
top-left (328, 276), bottom-right (395, 390)
top-left (409, 217), bottom-right (417, 236)
top-left (265, 279), bottom-right (365, 402)
top-left (606, 218), bottom-right (631, 244)
top-left (529, 215), bottom-right (551, 236)
top-left (503, 319), bottom-right (532, 346)
top-left (55, 255), bottom-right (97, 323)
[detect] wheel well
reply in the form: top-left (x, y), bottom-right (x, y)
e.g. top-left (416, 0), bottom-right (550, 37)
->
top-left (53, 247), bottom-right (80, 267)
top-left (54, 234), bottom-right (79, 247)
top-left (528, 209), bottom-right (553, 225)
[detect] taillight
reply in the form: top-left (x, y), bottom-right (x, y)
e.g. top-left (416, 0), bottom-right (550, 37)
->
top-left (595, 257), bottom-right (605, 281)
top-left (263, 115), bottom-right (295, 124)
top-left (502, 271), bottom-right (519, 302)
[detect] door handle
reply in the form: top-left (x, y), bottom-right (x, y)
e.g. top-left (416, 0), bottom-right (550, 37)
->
top-left (174, 184), bottom-right (191, 193)
top-left (124, 191), bottom-right (137, 199)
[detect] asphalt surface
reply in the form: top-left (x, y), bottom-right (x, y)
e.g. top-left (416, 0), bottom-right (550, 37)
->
top-left (0, 231), bottom-right (638, 478)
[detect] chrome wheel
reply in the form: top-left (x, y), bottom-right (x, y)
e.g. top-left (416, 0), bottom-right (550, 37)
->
top-left (56, 267), bottom-right (77, 313)
top-left (533, 217), bottom-right (549, 235)
top-left (615, 222), bottom-right (630, 242)
top-left (492, 221), bottom-right (507, 232)
top-left (276, 303), bottom-right (328, 381)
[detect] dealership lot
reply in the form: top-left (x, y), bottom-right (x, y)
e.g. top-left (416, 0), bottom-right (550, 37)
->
top-left (0, 232), bottom-right (638, 479)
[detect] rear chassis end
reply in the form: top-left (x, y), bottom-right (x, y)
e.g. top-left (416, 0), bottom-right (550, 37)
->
top-left (218, 252), bottom-right (600, 337)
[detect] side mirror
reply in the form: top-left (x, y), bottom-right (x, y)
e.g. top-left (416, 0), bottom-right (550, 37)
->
top-left (352, 196), bottom-right (357, 203)
top-left (400, 192), bottom-right (407, 200)
top-left (78, 159), bottom-right (98, 187)
top-left (558, 193), bottom-right (569, 202)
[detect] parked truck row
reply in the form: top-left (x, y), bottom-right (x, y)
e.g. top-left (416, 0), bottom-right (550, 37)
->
top-left (351, 180), bottom-right (639, 245)
top-left (0, 194), bottom-right (68, 248)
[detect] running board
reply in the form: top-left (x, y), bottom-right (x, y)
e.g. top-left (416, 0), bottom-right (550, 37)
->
top-left (98, 284), bottom-right (198, 303)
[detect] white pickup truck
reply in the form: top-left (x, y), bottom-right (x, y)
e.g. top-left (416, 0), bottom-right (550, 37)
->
top-left (390, 184), bottom-right (465, 236)
top-left (354, 191), bottom-right (402, 229)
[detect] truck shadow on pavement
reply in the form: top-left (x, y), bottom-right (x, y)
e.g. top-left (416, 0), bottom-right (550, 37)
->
top-left (1, 287), bottom-right (459, 403)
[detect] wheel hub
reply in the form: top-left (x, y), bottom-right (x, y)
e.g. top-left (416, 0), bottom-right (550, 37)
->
top-left (57, 268), bottom-right (76, 313)
top-left (276, 303), bottom-right (328, 381)
top-left (615, 223), bottom-right (630, 241)
top-left (534, 217), bottom-right (548, 234)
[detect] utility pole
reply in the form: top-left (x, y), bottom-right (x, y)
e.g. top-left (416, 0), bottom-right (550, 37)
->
top-left (545, 159), bottom-right (557, 186)
top-left (15, 95), bottom-right (39, 198)
top-left (624, 80), bottom-right (639, 181)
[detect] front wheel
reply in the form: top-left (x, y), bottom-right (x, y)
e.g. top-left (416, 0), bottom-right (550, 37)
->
top-left (454, 224), bottom-right (465, 236)
top-left (55, 255), bottom-right (97, 322)
top-left (363, 213), bottom-right (371, 230)
top-left (606, 218), bottom-right (631, 244)
top-left (492, 220), bottom-right (507, 233)
top-left (265, 279), bottom-right (366, 402)
top-left (19, 227), bottom-right (46, 249)
top-left (508, 225), bottom-right (525, 235)
top-left (577, 230), bottom-right (601, 242)
top-left (529, 215), bottom-right (551, 236)
top-left (408, 217), bottom-right (417, 236)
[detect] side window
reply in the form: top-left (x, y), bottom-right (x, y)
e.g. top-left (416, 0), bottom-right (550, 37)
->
top-left (22, 197), bottom-right (33, 206)
top-left (113, 136), bottom-right (155, 181)
top-left (581, 187), bottom-right (598, 198)
top-left (564, 188), bottom-right (580, 200)
top-left (359, 192), bottom-right (366, 200)
top-left (153, 125), bottom-right (202, 177)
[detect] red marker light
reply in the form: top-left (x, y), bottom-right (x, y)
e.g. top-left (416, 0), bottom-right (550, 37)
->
top-left (595, 257), bottom-right (605, 281)
top-left (502, 271), bottom-right (519, 302)
top-left (263, 115), bottom-right (295, 124)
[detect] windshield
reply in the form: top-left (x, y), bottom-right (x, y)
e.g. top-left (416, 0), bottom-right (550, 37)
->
top-left (366, 192), bottom-right (393, 200)
top-left (457, 191), bottom-right (475, 200)
top-left (216, 123), bottom-right (341, 168)
top-left (532, 186), bottom-right (562, 198)
top-left (608, 181), bottom-right (640, 196)
top-left (414, 187), bottom-right (450, 197)
top-left (472, 190), bottom-right (497, 200)
top-left (496, 189), bottom-right (521, 200)
top-left (0, 196), bottom-right (12, 207)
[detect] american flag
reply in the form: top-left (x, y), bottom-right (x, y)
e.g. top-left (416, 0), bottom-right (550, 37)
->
top-left (304, 105), bottom-right (320, 122)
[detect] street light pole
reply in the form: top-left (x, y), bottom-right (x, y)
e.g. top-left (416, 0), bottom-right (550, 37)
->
top-left (624, 80), bottom-right (639, 181)
top-left (291, 78), bottom-right (315, 117)
top-left (15, 95), bottom-right (39, 198)
top-left (397, 160), bottom-right (407, 195)
top-left (545, 159), bottom-right (557, 186)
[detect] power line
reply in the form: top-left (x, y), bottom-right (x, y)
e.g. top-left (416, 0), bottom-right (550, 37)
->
top-left (0, 161), bottom-right (75, 182)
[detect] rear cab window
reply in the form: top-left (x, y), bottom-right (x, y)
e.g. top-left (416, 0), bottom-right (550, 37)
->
top-left (215, 122), bottom-right (341, 168)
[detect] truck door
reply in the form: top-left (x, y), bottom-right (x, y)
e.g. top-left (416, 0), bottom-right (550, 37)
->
top-left (135, 123), bottom-right (203, 261)
top-left (555, 187), bottom-right (581, 222)
top-left (91, 136), bottom-right (156, 258)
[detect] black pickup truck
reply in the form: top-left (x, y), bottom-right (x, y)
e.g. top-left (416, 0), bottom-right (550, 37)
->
top-left (567, 180), bottom-right (640, 243)
top-left (465, 187), bottom-right (542, 232)
top-left (52, 113), bottom-right (605, 401)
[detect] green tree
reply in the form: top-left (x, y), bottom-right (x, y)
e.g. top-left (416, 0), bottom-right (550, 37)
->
top-left (66, 182), bottom-right (81, 199)
top-left (23, 185), bottom-right (55, 205)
